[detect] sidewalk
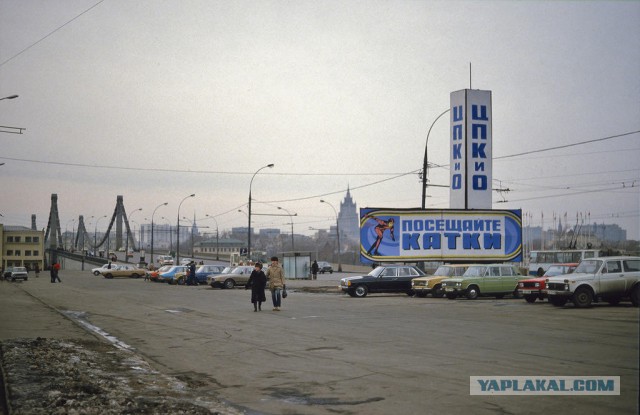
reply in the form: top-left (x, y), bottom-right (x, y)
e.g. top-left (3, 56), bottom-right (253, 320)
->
top-left (0, 280), bottom-right (95, 341)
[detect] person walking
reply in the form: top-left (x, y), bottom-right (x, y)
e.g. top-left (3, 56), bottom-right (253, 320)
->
top-left (50, 262), bottom-right (61, 283)
top-left (266, 256), bottom-right (286, 311)
top-left (35, 264), bottom-right (40, 278)
top-left (246, 262), bottom-right (267, 312)
top-left (187, 261), bottom-right (197, 285)
top-left (311, 260), bottom-right (319, 280)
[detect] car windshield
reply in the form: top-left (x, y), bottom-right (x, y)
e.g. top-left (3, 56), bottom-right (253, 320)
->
top-left (545, 265), bottom-right (569, 277)
top-left (219, 267), bottom-right (233, 274)
top-left (433, 266), bottom-right (455, 276)
top-left (574, 259), bottom-right (601, 274)
top-left (14, 267), bottom-right (26, 272)
top-left (463, 266), bottom-right (486, 277)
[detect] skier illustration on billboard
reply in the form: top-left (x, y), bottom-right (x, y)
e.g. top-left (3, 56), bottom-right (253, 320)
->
top-left (366, 217), bottom-right (395, 256)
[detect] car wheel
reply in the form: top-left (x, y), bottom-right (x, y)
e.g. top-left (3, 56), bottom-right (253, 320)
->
top-left (329, 270), bottom-right (333, 274)
top-left (415, 292), bottom-right (427, 298)
top-left (224, 279), bottom-right (236, 289)
top-left (132, 273), bottom-right (140, 279)
top-left (524, 295), bottom-right (537, 303)
top-left (572, 286), bottom-right (593, 308)
top-left (631, 285), bottom-right (639, 307)
top-left (466, 286), bottom-right (479, 300)
top-left (446, 293), bottom-right (457, 300)
top-left (104, 274), bottom-right (113, 279)
top-left (512, 289), bottom-right (523, 299)
top-left (549, 295), bottom-right (567, 307)
top-left (93, 271), bottom-right (100, 276)
top-left (432, 284), bottom-right (444, 298)
top-left (354, 285), bottom-right (368, 298)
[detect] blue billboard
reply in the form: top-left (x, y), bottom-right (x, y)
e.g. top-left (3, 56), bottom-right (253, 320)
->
top-left (360, 208), bottom-right (522, 263)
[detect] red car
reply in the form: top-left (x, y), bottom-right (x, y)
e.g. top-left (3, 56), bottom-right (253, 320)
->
top-left (517, 263), bottom-right (578, 303)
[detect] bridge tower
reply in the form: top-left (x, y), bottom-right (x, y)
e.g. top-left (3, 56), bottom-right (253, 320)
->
top-left (44, 193), bottom-right (63, 250)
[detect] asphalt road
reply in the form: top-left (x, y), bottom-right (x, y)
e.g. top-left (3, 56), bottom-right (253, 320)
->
top-left (2, 269), bottom-right (638, 415)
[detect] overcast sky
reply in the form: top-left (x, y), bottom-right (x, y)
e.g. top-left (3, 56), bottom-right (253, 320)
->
top-left (1, 0), bottom-right (638, 241)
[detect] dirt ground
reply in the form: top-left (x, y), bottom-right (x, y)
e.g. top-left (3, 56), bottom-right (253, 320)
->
top-left (0, 337), bottom-right (242, 415)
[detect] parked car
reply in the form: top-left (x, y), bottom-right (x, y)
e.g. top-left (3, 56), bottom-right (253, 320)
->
top-left (317, 261), bottom-right (333, 274)
top-left (173, 264), bottom-right (225, 285)
top-left (339, 264), bottom-right (426, 298)
top-left (157, 255), bottom-right (174, 266)
top-left (411, 264), bottom-right (470, 298)
top-left (208, 266), bottom-right (254, 289)
top-left (148, 265), bottom-right (172, 282)
top-left (441, 264), bottom-right (523, 300)
top-left (3, 266), bottom-right (28, 282)
top-left (159, 266), bottom-right (189, 284)
top-left (101, 264), bottom-right (147, 279)
top-left (546, 256), bottom-right (640, 308)
top-left (206, 267), bottom-right (234, 286)
top-left (92, 263), bottom-right (116, 276)
top-left (517, 263), bottom-right (578, 303)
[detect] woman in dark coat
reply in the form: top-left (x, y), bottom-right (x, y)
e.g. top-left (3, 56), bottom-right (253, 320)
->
top-left (246, 263), bottom-right (267, 311)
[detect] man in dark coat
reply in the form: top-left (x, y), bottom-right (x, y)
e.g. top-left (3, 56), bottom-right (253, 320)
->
top-left (246, 263), bottom-right (267, 311)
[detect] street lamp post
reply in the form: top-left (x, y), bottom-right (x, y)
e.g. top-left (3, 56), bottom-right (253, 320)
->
top-left (0, 95), bottom-right (18, 100)
top-left (422, 108), bottom-right (450, 209)
top-left (65, 219), bottom-right (76, 251)
top-left (277, 207), bottom-right (296, 252)
top-left (248, 164), bottom-right (274, 260)
top-left (205, 214), bottom-right (220, 260)
top-left (125, 208), bottom-right (142, 262)
top-left (320, 200), bottom-right (342, 272)
top-left (94, 215), bottom-right (107, 257)
top-left (176, 194), bottom-right (195, 264)
top-left (151, 202), bottom-right (168, 265)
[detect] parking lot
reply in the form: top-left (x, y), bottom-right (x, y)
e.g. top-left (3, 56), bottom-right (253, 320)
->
top-left (1, 269), bottom-right (638, 415)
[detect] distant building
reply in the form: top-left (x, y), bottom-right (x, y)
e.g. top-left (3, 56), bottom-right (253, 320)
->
top-left (338, 187), bottom-right (359, 242)
top-left (1, 224), bottom-right (45, 270)
top-left (194, 238), bottom-right (245, 256)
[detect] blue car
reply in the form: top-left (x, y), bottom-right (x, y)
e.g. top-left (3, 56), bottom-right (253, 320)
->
top-left (159, 266), bottom-right (188, 284)
top-left (195, 264), bottom-right (226, 284)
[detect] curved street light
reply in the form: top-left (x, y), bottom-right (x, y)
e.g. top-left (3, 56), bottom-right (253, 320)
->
top-left (151, 202), bottom-right (168, 264)
top-left (320, 199), bottom-right (342, 272)
top-left (277, 206), bottom-right (297, 252)
top-left (422, 108), bottom-right (450, 209)
top-left (205, 214), bottom-right (220, 260)
top-left (248, 164), bottom-right (274, 260)
top-left (0, 95), bottom-right (18, 100)
top-left (176, 194), bottom-right (195, 264)
top-left (94, 215), bottom-right (107, 256)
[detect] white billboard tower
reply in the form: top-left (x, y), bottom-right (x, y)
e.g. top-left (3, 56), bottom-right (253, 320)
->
top-left (450, 89), bottom-right (493, 209)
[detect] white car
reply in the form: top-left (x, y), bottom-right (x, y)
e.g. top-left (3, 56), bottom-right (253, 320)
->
top-left (92, 263), bottom-right (116, 276)
top-left (180, 258), bottom-right (194, 265)
top-left (546, 256), bottom-right (640, 307)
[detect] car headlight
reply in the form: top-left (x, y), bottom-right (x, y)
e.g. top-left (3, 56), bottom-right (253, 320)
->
top-left (564, 284), bottom-right (569, 290)
top-left (518, 282), bottom-right (523, 288)
top-left (534, 282), bottom-right (540, 288)
top-left (455, 282), bottom-right (462, 287)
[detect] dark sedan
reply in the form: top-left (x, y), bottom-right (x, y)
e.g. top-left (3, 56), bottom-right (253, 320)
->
top-left (339, 264), bottom-right (426, 298)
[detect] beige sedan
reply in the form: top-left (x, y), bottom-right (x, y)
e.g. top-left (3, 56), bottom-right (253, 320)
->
top-left (100, 264), bottom-right (147, 279)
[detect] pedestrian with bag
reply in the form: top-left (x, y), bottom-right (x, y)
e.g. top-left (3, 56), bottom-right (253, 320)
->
top-left (266, 256), bottom-right (286, 311)
top-left (246, 262), bottom-right (267, 312)
top-left (311, 260), bottom-right (319, 280)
